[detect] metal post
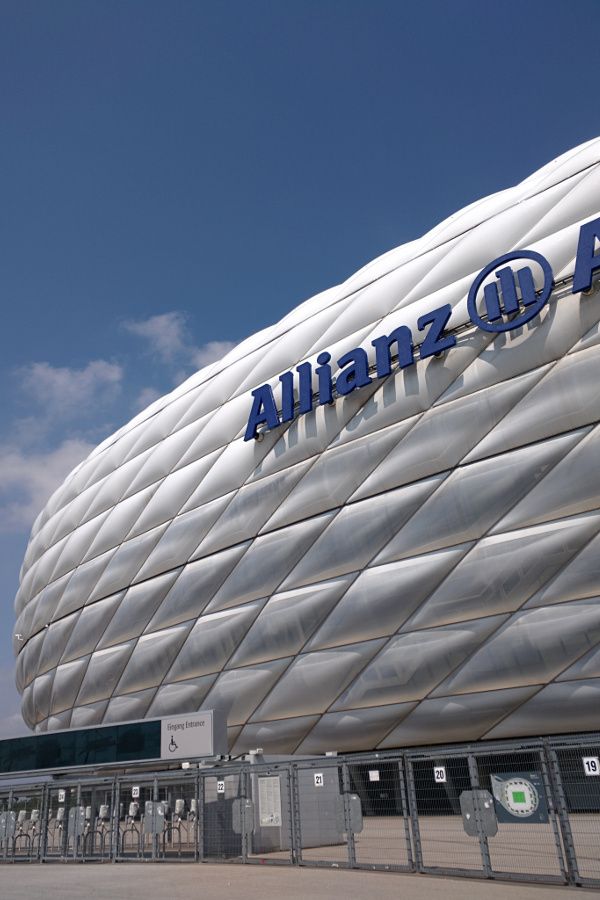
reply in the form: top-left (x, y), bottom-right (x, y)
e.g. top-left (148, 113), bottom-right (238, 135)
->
top-left (113, 780), bottom-right (121, 861)
top-left (195, 771), bottom-right (201, 862)
top-left (542, 744), bottom-right (579, 885)
top-left (39, 783), bottom-right (49, 862)
top-left (240, 769), bottom-right (248, 864)
top-left (197, 771), bottom-right (205, 863)
top-left (341, 763), bottom-right (356, 868)
top-left (467, 754), bottom-right (492, 878)
top-left (152, 777), bottom-right (159, 861)
top-left (404, 758), bottom-right (423, 872)
top-left (289, 765), bottom-right (303, 865)
top-left (397, 758), bottom-right (414, 871)
top-left (75, 782), bottom-right (82, 860)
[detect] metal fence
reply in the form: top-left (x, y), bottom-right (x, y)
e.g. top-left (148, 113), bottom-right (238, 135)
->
top-left (0, 733), bottom-right (598, 887)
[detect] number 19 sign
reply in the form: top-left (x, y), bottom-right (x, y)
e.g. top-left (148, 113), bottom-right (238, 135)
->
top-left (583, 757), bottom-right (600, 776)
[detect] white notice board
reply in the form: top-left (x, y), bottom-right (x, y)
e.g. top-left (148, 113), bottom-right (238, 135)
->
top-left (258, 776), bottom-right (282, 827)
top-left (160, 712), bottom-right (216, 760)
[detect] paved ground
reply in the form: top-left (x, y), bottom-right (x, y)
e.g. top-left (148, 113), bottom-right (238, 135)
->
top-left (0, 864), bottom-right (597, 900)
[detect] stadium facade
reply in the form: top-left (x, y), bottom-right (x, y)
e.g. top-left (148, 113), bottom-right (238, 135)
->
top-left (12, 138), bottom-right (600, 755)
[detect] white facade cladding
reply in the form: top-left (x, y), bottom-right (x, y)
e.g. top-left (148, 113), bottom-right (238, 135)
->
top-left (13, 137), bottom-right (600, 753)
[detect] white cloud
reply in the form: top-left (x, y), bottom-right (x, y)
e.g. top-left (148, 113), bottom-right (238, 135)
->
top-left (123, 312), bottom-right (188, 363)
top-left (133, 386), bottom-right (163, 412)
top-left (0, 438), bottom-right (94, 532)
top-left (192, 339), bottom-right (237, 367)
top-left (124, 312), bottom-right (236, 373)
top-left (18, 359), bottom-right (123, 420)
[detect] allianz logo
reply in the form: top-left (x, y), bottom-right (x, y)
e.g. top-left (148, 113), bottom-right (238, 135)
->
top-left (244, 216), bottom-right (600, 441)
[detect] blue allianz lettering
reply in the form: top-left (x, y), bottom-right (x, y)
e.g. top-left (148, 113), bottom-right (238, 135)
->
top-left (244, 216), bottom-right (600, 441)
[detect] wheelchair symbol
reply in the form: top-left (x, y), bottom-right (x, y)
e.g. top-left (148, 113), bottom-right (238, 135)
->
top-left (169, 736), bottom-right (178, 753)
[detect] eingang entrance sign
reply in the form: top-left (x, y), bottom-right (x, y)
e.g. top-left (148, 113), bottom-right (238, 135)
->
top-left (0, 709), bottom-right (227, 776)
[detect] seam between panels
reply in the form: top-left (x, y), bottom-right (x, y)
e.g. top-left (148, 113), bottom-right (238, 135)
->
top-left (370, 682), bottom-right (549, 751)
top-left (18, 415), bottom-right (600, 662)
top-left (477, 683), bottom-right (553, 741)
top-left (23, 433), bottom-right (600, 729)
top-left (287, 424), bottom-right (593, 692)
top-left (297, 431), bottom-right (600, 748)
top-left (532, 626), bottom-right (600, 688)
top-left (113, 474), bottom-right (335, 725)
top-left (348, 285), bottom-right (593, 543)
top-left (390, 425), bottom-right (595, 639)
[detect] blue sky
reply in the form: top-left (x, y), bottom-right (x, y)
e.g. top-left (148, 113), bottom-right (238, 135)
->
top-left (1, 0), bottom-right (600, 735)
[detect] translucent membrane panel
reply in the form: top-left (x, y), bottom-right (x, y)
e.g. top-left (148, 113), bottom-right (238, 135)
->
top-left (404, 514), bottom-right (600, 630)
top-left (485, 679), bottom-right (600, 739)
top-left (202, 658), bottom-right (292, 726)
top-left (87, 524), bottom-right (168, 604)
top-left (15, 631), bottom-right (45, 693)
top-left (227, 576), bottom-right (354, 668)
top-left (145, 544), bottom-right (250, 632)
top-left (45, 509), bottom-right (111, 584)
top-left (31, 670), bottom-right (56, 723)
top-left (81, 483), bottom-right (158, 562)
top-left (251, 639), bottom-right (385, 722)
top-left (465, 344), bottom-right (600, 463)
top-left (103, 688), bottom-right (156, 723)
top-left (332, 615), bottom-right (506, 710)
top-left (266, 418), bottom-right (414, 531)
top-left (35, 613), bottom-right (79, 676)
top-left (378, 686), bottom-right (540, 748)
top-left (281, 476), bottom-right (444, 592)
top-left (70, 699), bottom-right (108, 728)
top-left (375, 431), bottom-right (582, 565)
top-left (49, 656), bottom-right (90, 714)
top-left (165, 600), bottom-right (266, 683)
top-left (146, 674), bottom-right (217, 718)
top-left (206, 513), bottom-right (335, 613)
top-left (133, 495), bottom-right (234, 584)
top-left (354, 367), bottom-right (545, 501)
top-left (493, 424), bottom-right (600, 533)
top-left (61, 592), bottom-right (123, 662)
top-left (194, 459), bottom-right (311, 557)
top-left (296, 703), bottom-right (417, 755)
top-left (250, 379), bottom-right (382, 482)
top-left (557, 640), bottom-right (600, 681)
top-left (528, 529), bottom-right (600, 608)
top-left (119, 463), bottom-right (203, 538)
top-left (435, 599), bottom-right (600, 696)
top-left (231, 715), bottom-right (320, 756)
top-left (97, 570), bottom-right (180, 649)
top-left (75, 641), bottom-right (135, 707)
top-left (115, 622), bottom-right (194, 695)
top-left (306, 545), bottom-right (471, 651)
top-left (51, 548), bottom-right (117, 621)
top-left (441, 288), bottom-right (600, 407)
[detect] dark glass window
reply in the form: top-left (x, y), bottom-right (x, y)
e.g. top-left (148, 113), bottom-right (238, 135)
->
top-left (0, 721), bottom-right (162, 773)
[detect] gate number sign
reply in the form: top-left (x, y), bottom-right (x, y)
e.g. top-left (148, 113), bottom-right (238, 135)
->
top-left (314, 772), bottom-right (324, 787)
top-left (131, 786), bottom-right (140, 798)
top-left (434, 766), bottom-right (447, 783)
top-left (583, 756), bottom-right (600, 776)
top-left (217, 780), bottom-right (225, 793)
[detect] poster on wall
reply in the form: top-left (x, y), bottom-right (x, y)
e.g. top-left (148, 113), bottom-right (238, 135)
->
top-left (490, 772), bottom-right (548, 824)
